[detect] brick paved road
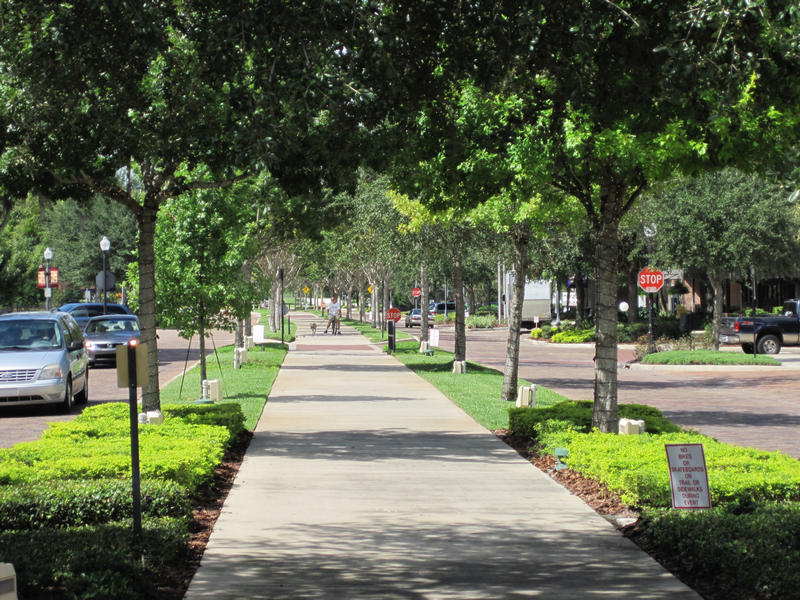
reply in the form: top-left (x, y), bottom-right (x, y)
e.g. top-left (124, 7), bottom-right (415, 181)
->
top-left (426, 325), bottom-right (800, 459)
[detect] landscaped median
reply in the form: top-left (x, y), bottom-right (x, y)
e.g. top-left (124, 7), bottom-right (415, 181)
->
top-left (0, 343), bottom-right (284, 599)
top-left (370, 330), bottom-right (800, 600)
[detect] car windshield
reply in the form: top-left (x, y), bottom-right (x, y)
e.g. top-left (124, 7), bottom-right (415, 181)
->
top-left (0, 319), bottom-right (62, 350)
top-left (86, 318), bottom-right (139, 334)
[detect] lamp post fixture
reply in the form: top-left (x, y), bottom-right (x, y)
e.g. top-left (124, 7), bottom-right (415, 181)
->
top-left (100, 236), bottom-right (111, 315)
top-left (43, 247), bottom-right (53, 310)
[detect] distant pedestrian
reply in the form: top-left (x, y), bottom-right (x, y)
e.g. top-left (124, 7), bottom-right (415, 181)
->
top-left (325, 295), bottom-right (342, 334)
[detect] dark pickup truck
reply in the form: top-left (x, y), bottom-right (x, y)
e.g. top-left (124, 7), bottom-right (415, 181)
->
top-left (720, 299), bottom-right (800, 354)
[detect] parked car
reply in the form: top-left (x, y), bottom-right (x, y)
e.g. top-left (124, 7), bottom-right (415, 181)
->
top-left (0, 311), bottom-right (89, 411)
top-left (720, 299), bottom-right (800, 354)
top-left (83, 314), bottom-right (141, 366)
top-left (405, 308), bottom-right (432, 328)
top-left (58, 302), bottom-right (133, 330)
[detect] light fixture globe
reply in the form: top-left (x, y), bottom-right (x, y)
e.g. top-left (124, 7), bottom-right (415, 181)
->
top-left (100, 236), bottom-right (111, 252)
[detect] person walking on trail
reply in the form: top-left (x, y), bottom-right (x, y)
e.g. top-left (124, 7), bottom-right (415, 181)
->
top-left (325, 295), bottom-right (342, 334)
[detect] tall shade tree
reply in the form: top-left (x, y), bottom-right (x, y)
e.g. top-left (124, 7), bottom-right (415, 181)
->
top-left (355, 1), bottom-right (800, 432)
top-left (644, 168), bottom-right (800, 350)
top-left (149, 178), bottom-right (261, 387)
top-left (0, 2), bottom-right (356, 410)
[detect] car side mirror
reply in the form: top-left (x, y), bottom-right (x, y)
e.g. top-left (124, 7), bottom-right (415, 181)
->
top-left (69, 339), bottom-right (83, 351)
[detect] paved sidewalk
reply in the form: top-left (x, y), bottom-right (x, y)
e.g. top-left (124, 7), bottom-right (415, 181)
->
top-left (185, 314), bottom-right (699, 599)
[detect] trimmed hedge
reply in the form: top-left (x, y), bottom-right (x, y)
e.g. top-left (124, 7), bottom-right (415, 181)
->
top-left (0, 402), bottom-right (243, 493)
top-left (508, 400), bottom-right (682, 439)
top-left (643, 503), bottom-right (800, 600)
top-left (0, 517), bottom-right (189, 600)
top-left (535, 423), bottom-right (800, 508)
top-left (0, 479), bottom-right (191, 530)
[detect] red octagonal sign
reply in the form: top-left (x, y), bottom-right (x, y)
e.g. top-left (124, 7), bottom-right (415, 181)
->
top-left (386, 307), bottom-right (402, 322)
top-left (638, 267), bottom-right (664, 293)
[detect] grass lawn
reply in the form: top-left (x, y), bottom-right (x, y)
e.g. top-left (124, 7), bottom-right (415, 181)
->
top-left (342, 317), bottom-right (415, 343)
top-left (256, 309), bottom-right (297, 342)
top-left (642, 349), bottom-right (780, 366)
top-left (390, 338), bottom-right (570, 430)
top-left (159, 343), bottom-right (286, 430)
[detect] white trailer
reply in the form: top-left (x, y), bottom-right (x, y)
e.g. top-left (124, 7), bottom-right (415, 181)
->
top-left (520, 279), bottom-right (552, 328)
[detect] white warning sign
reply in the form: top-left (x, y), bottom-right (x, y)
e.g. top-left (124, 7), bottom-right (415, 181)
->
top-left (665, 443), bottom-right (711, 509)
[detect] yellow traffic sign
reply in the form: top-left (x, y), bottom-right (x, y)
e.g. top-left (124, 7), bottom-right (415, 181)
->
top-left (303, 286), bottom-right (310, 294)
top-left (368, 285), bottom-right (373, 294)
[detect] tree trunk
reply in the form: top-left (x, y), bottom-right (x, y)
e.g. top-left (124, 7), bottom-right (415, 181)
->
top-left (138, 195), bottom-right (161, 412)
top-left (243, 261), bottom-right (253, 337)
top-left (420, 264), bottom-right (430, 342)
top-left (710, 274), bottom-right (724, 351)
top-left (575, 272), bottom-right (586, 328)
top-left (501, 231), bottom-right (529, 401)
top-left (627, 266), bottom-right (639, 322)
top-left (467, 284), bottom-right (476, 317)
top-left (453, 249), bottom-right (466, 363)
top-left (591, 193), bottom-right (622, 434)
top-left (198, 311), bottom-right (207, 385)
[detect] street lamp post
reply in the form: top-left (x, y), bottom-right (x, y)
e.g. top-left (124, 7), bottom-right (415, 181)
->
top-left (100, 236), bottom-right (111, 315)
top-left (43, 247), bottom-right (53, 310)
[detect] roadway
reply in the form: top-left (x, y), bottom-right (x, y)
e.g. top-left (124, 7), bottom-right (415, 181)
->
top-left (424, 324), bottom-right (800, 459)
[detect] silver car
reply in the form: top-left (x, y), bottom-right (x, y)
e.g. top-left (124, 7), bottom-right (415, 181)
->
top-left (0, 311), bottom-right (89, 412)
top-left (83, 314), bottom-right (140, 366)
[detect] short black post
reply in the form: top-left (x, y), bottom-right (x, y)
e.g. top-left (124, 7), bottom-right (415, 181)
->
top-left (127, 343), bottom-right (142, 558)
top-left (387, 319), bottom-right (396, 353)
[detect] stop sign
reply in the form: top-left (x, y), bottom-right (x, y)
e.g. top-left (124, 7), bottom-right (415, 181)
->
top-left (638, 267), bottom-right (664, 293)
top-left (411, 287), bottom-right (421, 298)
top-left (386, 307), bottom-right (402, 322)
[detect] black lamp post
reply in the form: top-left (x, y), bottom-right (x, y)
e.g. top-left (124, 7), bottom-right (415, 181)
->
top-left (100, 236), bottom-right (111, 314)
top-left (43, 247), bottom-right (53, 310)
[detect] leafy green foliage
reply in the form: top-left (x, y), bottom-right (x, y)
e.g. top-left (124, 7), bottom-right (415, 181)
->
top-left (0, 479), bottom-right (190, 530)
top-left (465, 314), bottom-right (498, 328)
top-left (509, 401), bottom-right (681, 440)
top-left (535, 426), bottom-right (800, 508)
top-left (550, 328), bottom-right (595, 343)
top-left (642, 503), bottom-right (800, 600)
top-left (0, 402), bottom-right (240, 493)
top-left (0, 518), bottom-right (188, 600)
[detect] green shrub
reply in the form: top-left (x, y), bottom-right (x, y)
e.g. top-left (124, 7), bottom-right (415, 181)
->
top-left (534, 428), bottom-right (800, 508)
top-left (508, 400), bottom-right (681, 440)
top-left (0, 402), bottom-right (238, 493)
top-left (618, 322), bottom-right (647, 342)
top-left (530, 327), bottom-right (544, 339)
top-left (0, 518), bottom-right (189, 600)
top-left (466, 314), bottom-right (498, 328)
top-left (550, 328), bottom-right (595, 343)
top-left (642, 503), bottom-right (800, 599)
top-left (0, 479), bottom-right (191, 530)
top-left (163, 402), bottom-right (246, 443)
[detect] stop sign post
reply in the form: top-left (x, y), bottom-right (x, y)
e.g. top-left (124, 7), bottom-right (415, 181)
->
top-left (638, 267), bottom-right (664, 355)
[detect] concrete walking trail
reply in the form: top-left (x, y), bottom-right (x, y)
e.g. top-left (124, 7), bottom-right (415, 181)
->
top-left (185, 314), bottom-right (699, 599)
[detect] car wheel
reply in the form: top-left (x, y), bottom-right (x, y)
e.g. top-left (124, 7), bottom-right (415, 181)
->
top-left (75, 371), bottom-right (88, 404)
top-left (757, 334), bottom-right (781, 355)
top-left (741, 343), bottom-right (754, 354)
top-left (62, 378), bottom-right (74, 413)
